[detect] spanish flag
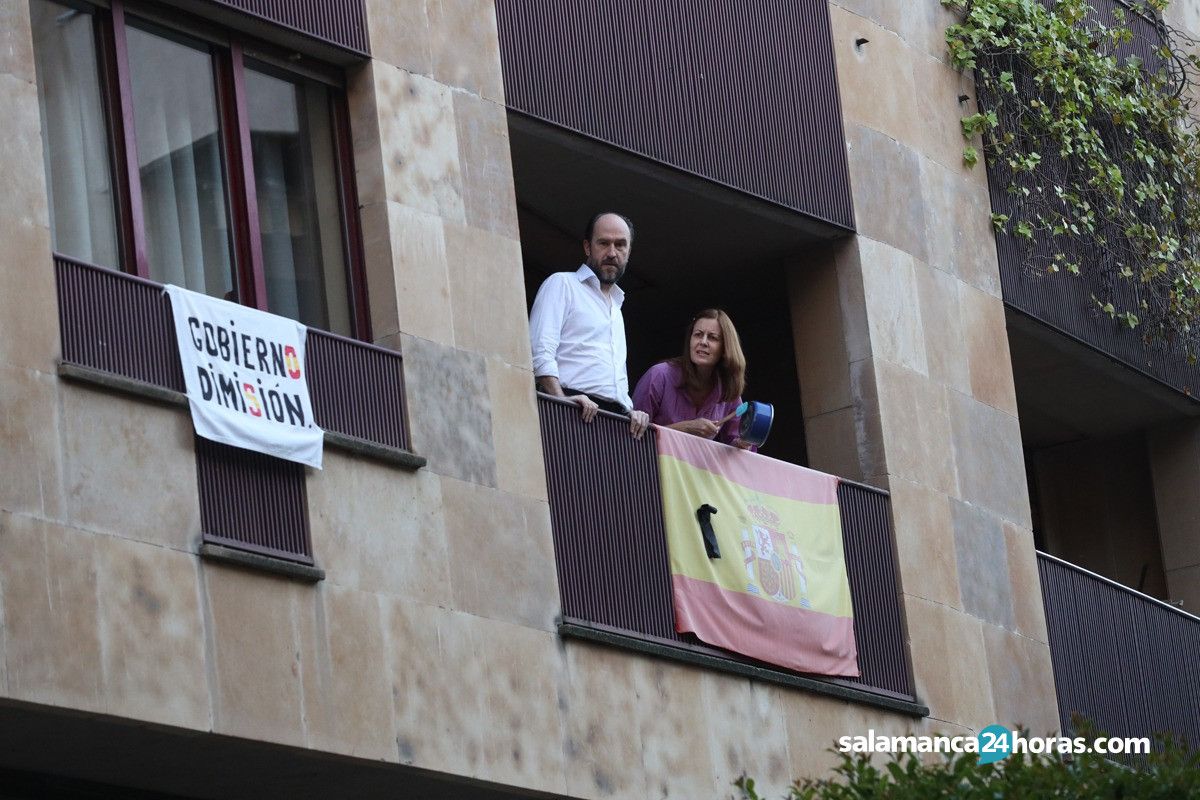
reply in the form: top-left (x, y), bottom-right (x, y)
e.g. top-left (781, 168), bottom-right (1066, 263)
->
top-left (656, 426), bottom-right (859, 677)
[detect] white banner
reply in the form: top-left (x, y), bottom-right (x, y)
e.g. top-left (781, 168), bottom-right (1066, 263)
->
top-left (165, 285), bottom-right (323, 469)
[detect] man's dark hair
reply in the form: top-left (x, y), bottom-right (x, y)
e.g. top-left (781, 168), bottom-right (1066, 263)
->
top-left (583, 212), bottom-right (634, 244)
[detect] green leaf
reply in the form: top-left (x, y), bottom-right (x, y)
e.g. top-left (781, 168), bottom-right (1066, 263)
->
top-left (942, 0), bottom-right (1200, 348)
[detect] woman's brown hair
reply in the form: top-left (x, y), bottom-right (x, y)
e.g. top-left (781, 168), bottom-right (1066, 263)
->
top-left (671, 309), bottom-right (746, 402)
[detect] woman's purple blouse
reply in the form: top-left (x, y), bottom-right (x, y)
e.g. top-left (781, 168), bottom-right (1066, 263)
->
top-left (632, 361), bottom-right (744, 445)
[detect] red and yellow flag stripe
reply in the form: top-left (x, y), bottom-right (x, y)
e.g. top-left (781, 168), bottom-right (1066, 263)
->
top-left (656, 426), bottom-right (859, 677)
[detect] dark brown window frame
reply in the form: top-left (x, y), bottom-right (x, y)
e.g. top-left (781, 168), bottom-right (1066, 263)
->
top-left (75, 0), bottom-right (372, 341)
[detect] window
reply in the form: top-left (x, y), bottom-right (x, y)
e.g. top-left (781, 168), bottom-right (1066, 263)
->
top-left (31, 0), bottom-right (367, 339)
top-left (31, 1), bottom-right (120, 268)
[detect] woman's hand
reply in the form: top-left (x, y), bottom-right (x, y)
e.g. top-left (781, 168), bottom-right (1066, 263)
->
top-left (669, 418), bottom-right (721, 439)
top-left (629, 410), bottom-right (650, 440)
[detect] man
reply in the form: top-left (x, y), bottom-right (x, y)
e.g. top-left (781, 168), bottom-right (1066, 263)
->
top-left (529, 212), bottom-right (650, 439)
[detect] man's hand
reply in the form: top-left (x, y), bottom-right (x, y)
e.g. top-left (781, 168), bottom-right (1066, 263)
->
top-left (569, 394), bottom-right (600, 422)
top-left (629, 409), bottom-right (650, 440)
top-left (670, 418), bottom-right (721, 439)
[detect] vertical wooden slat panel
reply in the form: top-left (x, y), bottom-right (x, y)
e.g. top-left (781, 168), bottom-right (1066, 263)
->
top-left (195, 436), bottom-right (313, 563)
top-left (495, 0), bottom-right (855, 230)
top-left (54, 255), bottom-right (414, 563)
top-left (982, 1), bottom-right (1200, 397)
top-left (306, 329), bottom-right (409, 451)
top-left (54, 255), bottom-right (409, 450)
top-left (201, 0), bottom-right (369, 56)
top-left (55, 255), bottom-right (185, 390)
top-left (1038, 552), bottom-right (1200, 752)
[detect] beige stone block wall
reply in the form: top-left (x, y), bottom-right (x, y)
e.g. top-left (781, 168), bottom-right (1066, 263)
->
top-left (1, 0), bottom-right (560, 789)
top-left (0, 0), bottom-right (1082, 796)
top-left (344, 0), bottom-right (542, 505)
top-left (785, 0), bottom-right (1059, 744)
top-left (0, 513), bottom-right (103, 712)
top-left (0, 0), bottom-right (62, 525)
top-left (95, 536), bottom-right (210, 729)
top-left (60, 384), bottom-right (201, 550)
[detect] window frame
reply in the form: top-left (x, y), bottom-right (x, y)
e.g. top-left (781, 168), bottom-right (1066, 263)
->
top-left (69, 0), bottom-right (371, 340)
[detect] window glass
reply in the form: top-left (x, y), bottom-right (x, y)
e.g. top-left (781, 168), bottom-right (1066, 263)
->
top-left (126, 24), bottom-right (235, 299)
top-left (245, 64), bottom-right (350, 335)
top-left (29, 3), bottom-right (362, 336)
top-left (31, 0), bottom-right (120, 267)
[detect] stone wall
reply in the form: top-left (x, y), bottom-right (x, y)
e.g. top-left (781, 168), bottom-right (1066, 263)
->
top-left (0, 0), bottom-right (1087, 797)
top-left (1148, 421), bottom-right (1200, 612)
top-left (792, 0), bottom-right (1061, 742)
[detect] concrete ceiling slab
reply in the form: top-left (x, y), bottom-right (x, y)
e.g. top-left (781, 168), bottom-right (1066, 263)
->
top-left (1007, 310), bottom-right (1200, 449)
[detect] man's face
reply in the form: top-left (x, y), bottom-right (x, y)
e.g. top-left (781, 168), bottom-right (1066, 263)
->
top-left (583, 214), bottom-right (632, 286)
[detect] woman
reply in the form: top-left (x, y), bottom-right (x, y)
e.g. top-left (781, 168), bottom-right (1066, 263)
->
top-left (632, 309), bottom-right (751, 448)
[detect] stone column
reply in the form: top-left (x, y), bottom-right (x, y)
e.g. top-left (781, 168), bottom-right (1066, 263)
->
top-left (1147, 420), bottom-right (1200, 612)
top-left (785, 0), bottom-right (1062, 739)
top-left (0, 0), bottom-right (62, 522)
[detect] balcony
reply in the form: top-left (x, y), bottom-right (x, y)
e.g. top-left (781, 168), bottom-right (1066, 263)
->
top-left (53, 254), bottom-right (421, 571)
top-left (1038, 552), bottom-right (1200, 748)
top-left (537, 394), bottom-right (923, 714)
top-left (495, 0), bottom-right (853, 231)
top-left (983, 0), bottom-right (1200, 399)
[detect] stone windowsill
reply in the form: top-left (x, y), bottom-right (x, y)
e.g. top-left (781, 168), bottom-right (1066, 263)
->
top-left (199, 542), bottom-right (325, 583)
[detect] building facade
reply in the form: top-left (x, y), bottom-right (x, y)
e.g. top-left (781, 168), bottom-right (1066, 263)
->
top-left (0, 0), bottom-right (1195, 797)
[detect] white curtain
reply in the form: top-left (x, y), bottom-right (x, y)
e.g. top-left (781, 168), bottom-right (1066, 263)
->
top-left (32, 1), bottom-right (119, 267)
top-left (126, 25), bottom-right (233, 298)
top-left (247, 67), bottom-right (350, 334)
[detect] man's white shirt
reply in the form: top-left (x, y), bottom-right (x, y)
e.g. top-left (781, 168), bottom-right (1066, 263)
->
top-left (529, 264), bottom-right (632, 409)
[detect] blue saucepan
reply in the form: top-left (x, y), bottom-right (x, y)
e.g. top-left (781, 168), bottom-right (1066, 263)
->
top-left (736, 400), bottom-right (774, 448)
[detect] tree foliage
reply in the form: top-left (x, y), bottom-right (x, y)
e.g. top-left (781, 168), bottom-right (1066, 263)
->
top-left (734, 735), bottom-right (1200, 799)
top-left (944, 0), bottom-right (1200, 352)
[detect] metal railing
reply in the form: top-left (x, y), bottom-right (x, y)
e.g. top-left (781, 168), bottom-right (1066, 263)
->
top-left (53, 255), bottom-right (411, 562)
top-left (1039, 552), bottom-right (1200, 749)
top-left (496, 0), bottom-right (854, 230)
top-left (54, 255), bottom-right (411, 451)
top-left (537, 393), bottom-right (915, 703)
top-left (204, 0), bottom-right (369, 56)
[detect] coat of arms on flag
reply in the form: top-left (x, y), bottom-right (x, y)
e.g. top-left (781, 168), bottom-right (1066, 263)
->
top-left (743, 520), bottom-right (810, 608)
top-left (654, 426), bottom-right (859, 677)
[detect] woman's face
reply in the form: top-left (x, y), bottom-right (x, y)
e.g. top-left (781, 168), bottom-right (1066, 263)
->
top-left (689, 317), bottom-right (723, 369)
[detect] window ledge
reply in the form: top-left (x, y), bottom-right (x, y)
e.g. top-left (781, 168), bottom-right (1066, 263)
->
top-left (558, 620), bottom-right (930, 718)
top-left (59, 361), bottom-right (187, 407)
top-left (59, 361), bottom-right (426, 470)
top-left (324, 430), bottom-right (426, 470)
top-left (200, 543), bottom-right (325, 583)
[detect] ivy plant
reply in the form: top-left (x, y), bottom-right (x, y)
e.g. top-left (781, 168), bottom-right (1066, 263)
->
top-left (943, 0), bottom-right (1200, 353)
top-left (733, 733), bottom-right (1200, 799)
